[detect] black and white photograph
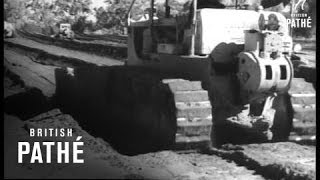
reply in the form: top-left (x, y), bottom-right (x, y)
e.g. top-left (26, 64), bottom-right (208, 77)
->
top-left (4, 0), bottom-right (316, 179)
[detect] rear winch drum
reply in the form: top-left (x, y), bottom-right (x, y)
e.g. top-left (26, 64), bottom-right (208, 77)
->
top-left (238, 52), bottom-right (293, 93)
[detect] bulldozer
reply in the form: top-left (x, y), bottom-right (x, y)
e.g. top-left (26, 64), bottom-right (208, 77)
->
top-left (56, 0), bottom-right (294, 154)
top-left (125, 0), bottom-right (293, 148)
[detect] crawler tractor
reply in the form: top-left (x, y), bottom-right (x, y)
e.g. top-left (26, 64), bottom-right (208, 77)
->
top-left (125, 0), bottom-right (293, 149)
top-left (57, 0), bottom-right (294, 154)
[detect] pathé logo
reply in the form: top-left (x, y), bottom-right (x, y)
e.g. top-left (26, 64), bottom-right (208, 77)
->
top-left (294, 0), bottom-right (307, 11)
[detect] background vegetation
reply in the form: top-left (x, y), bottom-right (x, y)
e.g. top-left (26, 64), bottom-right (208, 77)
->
top-left (3, 0), bottom-right (316, 38)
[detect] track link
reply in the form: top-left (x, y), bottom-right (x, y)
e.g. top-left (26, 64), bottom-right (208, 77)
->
top-left (163, 79), bottom-right (213, 150)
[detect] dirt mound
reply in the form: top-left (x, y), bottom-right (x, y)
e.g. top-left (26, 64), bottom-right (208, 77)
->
top-left (24, 109), bottom-right (116, 155)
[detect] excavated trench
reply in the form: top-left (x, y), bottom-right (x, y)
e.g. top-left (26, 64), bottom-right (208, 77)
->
top-left (4, 87), bottom-right (53, 120)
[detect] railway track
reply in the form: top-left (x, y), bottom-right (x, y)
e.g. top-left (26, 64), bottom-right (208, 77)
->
top-left (16, 28), bottom-right (128, 59)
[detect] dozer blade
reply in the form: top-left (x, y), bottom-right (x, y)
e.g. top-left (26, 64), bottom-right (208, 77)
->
top-left (163, 79), bottom-right (213, 150)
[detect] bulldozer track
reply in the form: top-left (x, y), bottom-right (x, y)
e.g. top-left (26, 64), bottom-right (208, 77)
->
top-left (163, 79), bottom-right (213, 150)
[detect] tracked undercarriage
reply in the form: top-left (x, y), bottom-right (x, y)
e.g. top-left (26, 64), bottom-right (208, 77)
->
top-left (163, 79), bottom-right (212, 149)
